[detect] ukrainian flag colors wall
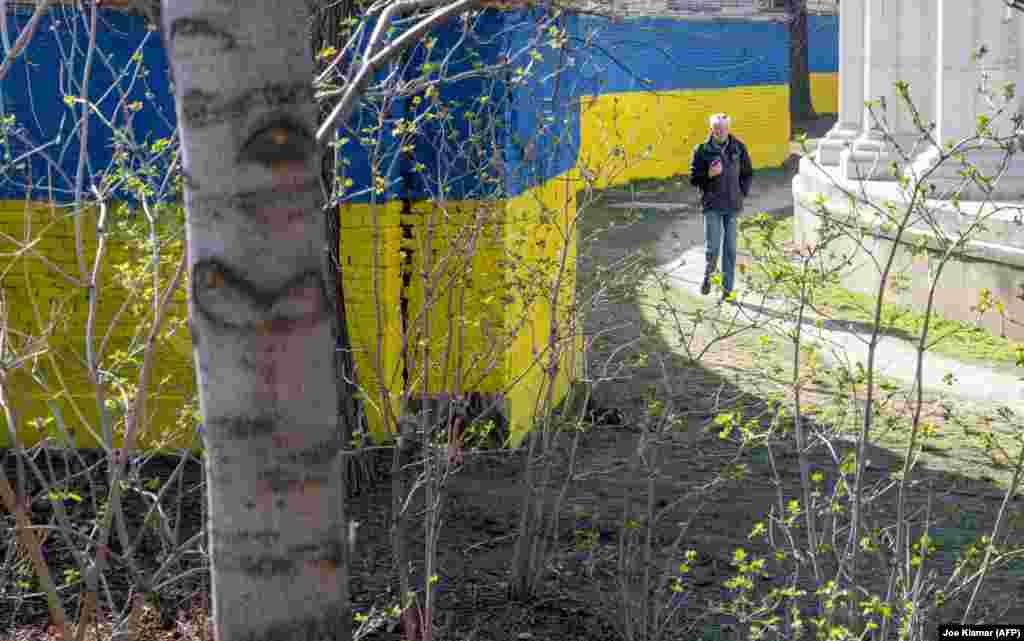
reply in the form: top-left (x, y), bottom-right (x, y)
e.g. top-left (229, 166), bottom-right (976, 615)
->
top-left (0, 5), bottom-right (585, 450)
top-left (573, 15), bottom-right (839, 188)
top-left (0, 6), bottom-right (190, 450)
top-left (809, 15), bottom-right (840, 116)
top-left (335, 181), bottom-right (580, 449)
top-left (0, 200), bottom-right (196, 450)
top-left (1, 6), bottom-right (838, 449)
top-left (574, 17), bottom-right (789, 187)
top-left (335, 10), bottom-right (583, 446)
top-left (578, 85), bottom-right (790, 187)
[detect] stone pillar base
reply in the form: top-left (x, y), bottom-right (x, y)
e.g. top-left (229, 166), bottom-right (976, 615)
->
top-left (908, 145), bottom-right (1024, 201)
top-left (815, 122), bottom-right (861, 167)
top-left (840, 130), bottom-right (903, 182)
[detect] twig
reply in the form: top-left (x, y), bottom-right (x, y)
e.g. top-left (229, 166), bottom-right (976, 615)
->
top-left (122, 242), bottom-right (188, 453)
top-left (0, 460), bottom-right (69, 636)
top-left (316, 0), bottom-right (479, 142)
top-left (0, 0), bottom-right (54, 83)
top-left (462, 532), bottom-right (517, 554)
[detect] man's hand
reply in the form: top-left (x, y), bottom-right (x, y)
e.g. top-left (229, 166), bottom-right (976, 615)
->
top-left (709, 158), bottom-right (723, 178)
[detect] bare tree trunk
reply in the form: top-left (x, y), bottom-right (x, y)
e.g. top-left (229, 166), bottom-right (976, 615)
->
top-left (162, 2), bottom-right (350, 639)
top-left (787, 0), bottom-right (816, 125)
top-left (311, 0), bottom-right (379, 497)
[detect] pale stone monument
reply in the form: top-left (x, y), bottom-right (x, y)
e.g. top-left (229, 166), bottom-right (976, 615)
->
top-left (793, 0), bottom-right (1024, 340)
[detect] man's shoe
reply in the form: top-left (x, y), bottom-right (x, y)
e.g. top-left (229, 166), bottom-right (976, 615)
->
top-left (721, 291), bottom-right (735, 305)
top-left (700, 274), bottom-right (711, 296)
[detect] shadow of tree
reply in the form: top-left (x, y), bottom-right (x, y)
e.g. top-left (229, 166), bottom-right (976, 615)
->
top-left (575, 185), bottom-right (1024, 635)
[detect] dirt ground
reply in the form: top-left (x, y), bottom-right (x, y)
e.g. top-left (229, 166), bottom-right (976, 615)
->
top-left (4, 149), bottom-right (1024, 640)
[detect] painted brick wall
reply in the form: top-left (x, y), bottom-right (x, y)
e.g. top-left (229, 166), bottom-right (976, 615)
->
top-left (1, 6), bottom-right (839, 448)
top-left (809, 14), bottom-right (839, 114)
top-left (0, 200), bottom-right (194, 449)
top-left (336, 11), bottom-right (583, 445)
top-left (573, 15), bottom-right (839, 187)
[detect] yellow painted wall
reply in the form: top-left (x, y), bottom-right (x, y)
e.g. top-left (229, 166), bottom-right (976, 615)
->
top-left (3, 182), bottom-right (579, 451)
top-left (337, 200), bottom-right (405, 442)
top-left (400, 199), bottom-right (508, 396)
top-left (810, 72), bottom-right (839, 115)
top-left (4, 86), bottom-right (793, 453)
top-left (501, 169), bottom-right (580, 447)
top-left (338, 173), bottom-right (580, 447)
top-left (578, 85), bottom-right (792, 189)
top-left (0, 200), bottom-right (196, 450)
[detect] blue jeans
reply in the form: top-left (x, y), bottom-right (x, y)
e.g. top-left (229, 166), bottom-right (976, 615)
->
top-left (704, 209), bottom-right (737, 294)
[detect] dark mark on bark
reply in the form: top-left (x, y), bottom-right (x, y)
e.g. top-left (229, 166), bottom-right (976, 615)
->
top-left (257, 470), bottom-right (331, 493)
top-left (234, 181), bottom-right (320, 211)
top-left (209, 451), bottom-right (232, 467)
top-left (239, 117), bottom-right (316, 168)
top-left (180, 83), bottom-right (315, 130)
top-left (216, 538), bottom-right (344, 578)
top-left (169, 17), bottom-right (237, 50)
top-left (181, 88), bottom-right (219, 127)
top-left (203, 425), bottom-right (342, 468)
top-left (206, 414), bottom-right (279, 440)
top-left (231, 601), bottom-right (348, 641)
top-left (192, 260), bottom-right (328, 332)
top-left (236, 553), bottom-right (295, 578)
top-left (257, 474), bottom-right (294, 494)
top-left (291, 539), bottom-right (345, 565)
top-left (181, 170), bottom-right (201, 191)
top-left (211, 529), bottom-right (281, 545)
top-left (232, 439), bottom-right (342, 484)
top-left (189, 181), bottom-right (319, 230)
top-left (188, 317), bottom-right (200, 348)
top-left (283, 437), bottom-right (343, 467)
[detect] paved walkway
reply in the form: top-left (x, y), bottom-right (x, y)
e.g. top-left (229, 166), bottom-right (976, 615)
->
top-left (659, 246), bottom-right (1024, 410)
top-left (608, 179), bottom-right (1024, 411)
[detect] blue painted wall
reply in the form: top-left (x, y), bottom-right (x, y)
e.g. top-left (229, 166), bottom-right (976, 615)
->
top-left (808, 14), bottom-right (839, 74)
top-left (337, 9), bottom-right (582, 201)
top-left (575, 16), bottom-right (791, 95)
top-left (0, 7), bottom-right (839, 204)
top-left (501, 11), bottom-right (582, 198)
top-left (1, 5), bottom-right (175, 203)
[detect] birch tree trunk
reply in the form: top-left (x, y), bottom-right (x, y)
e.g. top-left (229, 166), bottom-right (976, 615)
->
top-left (162, 2), bottom-right (350, 639)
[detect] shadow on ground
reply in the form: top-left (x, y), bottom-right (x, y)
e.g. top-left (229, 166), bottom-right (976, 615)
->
top-left (566, 172), bottom-right (1024, 637)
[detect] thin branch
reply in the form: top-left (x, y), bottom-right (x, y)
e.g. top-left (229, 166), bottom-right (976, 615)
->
top-left (122, 242), bottom-right (188, 454)
top-left (316, 0), bottom-right (479, 143)
top-left (0, 228), bottom-right (86, 288)
top-left (0, 0), bottom-right (54, 83)
top-left (0, 453), bottom-right (70, 635)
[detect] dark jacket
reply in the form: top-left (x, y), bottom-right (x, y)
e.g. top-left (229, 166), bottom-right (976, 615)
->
top-left (689, 134), bottom-right (753, 213)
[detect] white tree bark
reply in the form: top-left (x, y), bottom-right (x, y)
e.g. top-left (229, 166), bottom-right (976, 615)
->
top-left (161, 2), bottom-right (350, 639)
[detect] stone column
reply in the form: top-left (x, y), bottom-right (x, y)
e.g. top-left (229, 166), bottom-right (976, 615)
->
top-left (839, 0), bottom-right (896, 180)
top-left (893, 0), bottom-right (937, 148)
top-left (840, 0), bottom-right (933, 181)
top-left (816, 0), bottom-right (864, 166)
top-left (908, 0), bottom-right (1024, 199)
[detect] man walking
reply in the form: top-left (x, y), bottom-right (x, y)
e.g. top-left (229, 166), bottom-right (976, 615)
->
top-left (689, 113), bottom-right (753, 303)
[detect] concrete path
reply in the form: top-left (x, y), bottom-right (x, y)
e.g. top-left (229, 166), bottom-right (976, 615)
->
top-left (657, 246), bottom-right (1024, 410)
top-left (608, 174), bottom-right (1024, 411)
